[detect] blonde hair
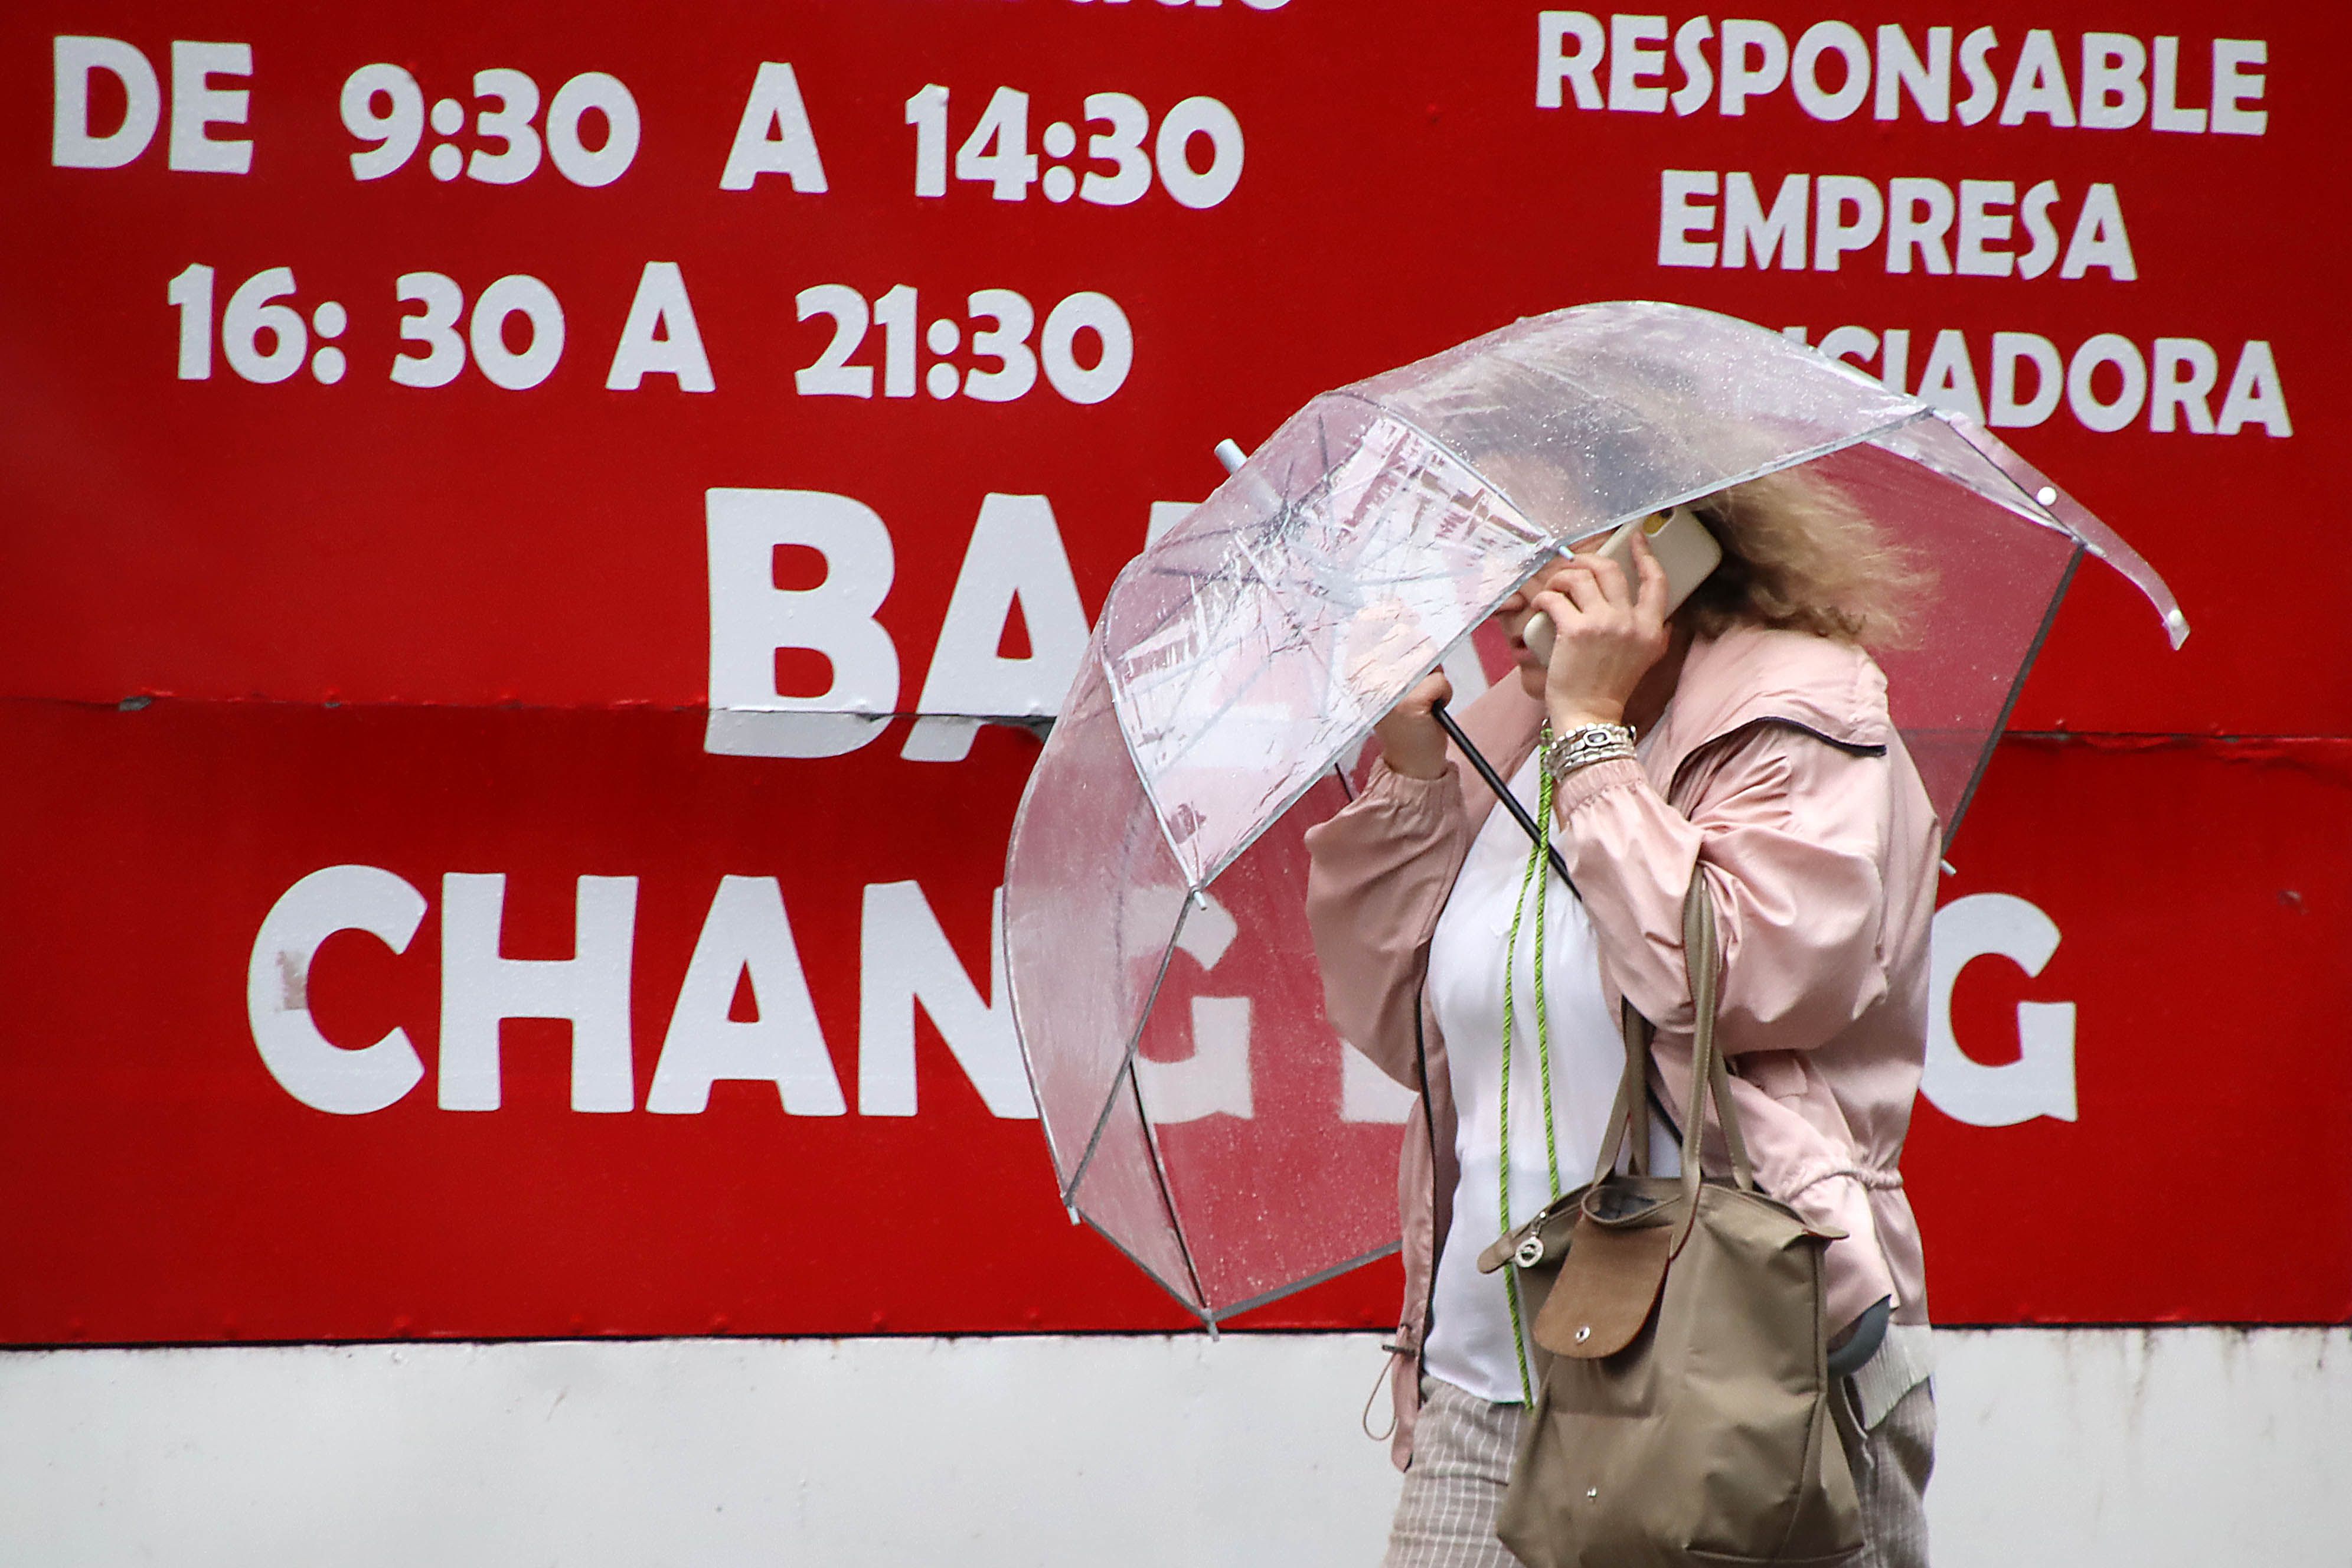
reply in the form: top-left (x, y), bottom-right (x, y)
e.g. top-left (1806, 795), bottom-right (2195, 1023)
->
top-left (1680, 466), bottom-right (1932, 648)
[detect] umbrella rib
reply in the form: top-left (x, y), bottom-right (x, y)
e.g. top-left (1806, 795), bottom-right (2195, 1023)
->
top-left (1002, 799), bottom-right (1072, 1187)
top-left (1941, 543), bottom-right (2082, 847)
top-left (1103, 646), bottom-right (1208, 888)
top-left (1059, 899), bottom-right (1188, 1204)
top-left (1196, 1240), bottom-right (1406, 1326)
top-left (1066, 1175), bottom-right (1215, 1326)
top-left (1052, 913), bottom-right (1216, 1321)
top-left (1126, 1055), bottom-right (1217, 1327)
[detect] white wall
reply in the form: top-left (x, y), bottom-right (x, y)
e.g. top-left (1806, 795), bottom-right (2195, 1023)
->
top-left (0, 1328), bottom-right (2344, 1566)
top-left (1929, 1327), bottom-right (2351, 1564)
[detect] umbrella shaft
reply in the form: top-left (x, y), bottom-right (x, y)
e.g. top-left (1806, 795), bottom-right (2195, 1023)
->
top-left (1428, 698), bottom-right (1576, 897)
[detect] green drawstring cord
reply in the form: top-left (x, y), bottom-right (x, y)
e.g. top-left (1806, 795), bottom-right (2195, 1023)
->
top-left (1498, 747), bottom-right (1564, 1407)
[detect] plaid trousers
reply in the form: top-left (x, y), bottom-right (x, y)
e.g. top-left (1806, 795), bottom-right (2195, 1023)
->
top-left (1381, 1374), bottom-right (1936, 1568)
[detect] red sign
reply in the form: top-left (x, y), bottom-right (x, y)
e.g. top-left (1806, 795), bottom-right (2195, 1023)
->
top-left (2, 2), bottom-right (2344, 1343)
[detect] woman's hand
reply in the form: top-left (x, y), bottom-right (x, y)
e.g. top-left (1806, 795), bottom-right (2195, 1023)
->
top-left (1528, 529), bottom-right (1671, 731)
top-left (1373, 671), bottom-right (1453, 780)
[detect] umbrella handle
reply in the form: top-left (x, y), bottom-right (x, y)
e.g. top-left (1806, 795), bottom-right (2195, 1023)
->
top-left (1427, 697), bottom-right (1576, 897)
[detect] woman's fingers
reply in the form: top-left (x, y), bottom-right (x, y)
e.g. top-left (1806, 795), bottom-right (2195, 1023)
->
top-left (1626, 528), bottom-right (1671, 625)
top-left (1529, 588), bottom-right (1577, 635)
top-left (1371, 668), bottom-right (1455, 780)
top-left (1555, 551), bottom-right (1647, 617)
top-left (1552, 559), bottom-right (1612, 615)
top-left (1532, 535), bottom-right (1673, 732)
top-left (1400, 669), bottom-right (1453, 714)
top-left (1583, 549), bottom-right (1635, 607)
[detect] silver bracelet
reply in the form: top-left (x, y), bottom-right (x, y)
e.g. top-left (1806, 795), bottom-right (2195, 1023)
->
top-left (1538, 721), bottom-right (1637, 781)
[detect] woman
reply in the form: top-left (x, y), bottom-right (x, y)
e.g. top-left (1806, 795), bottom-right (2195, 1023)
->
top-left (1304, 468), bottom-right (1941, 1568)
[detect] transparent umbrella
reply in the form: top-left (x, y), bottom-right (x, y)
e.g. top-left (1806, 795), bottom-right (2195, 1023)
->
top-left (1004, 300), bottom-right (2183, 1325)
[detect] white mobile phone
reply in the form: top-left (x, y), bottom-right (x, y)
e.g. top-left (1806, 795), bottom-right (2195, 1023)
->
top-left (1520, 505), bottom-right (1724, 664)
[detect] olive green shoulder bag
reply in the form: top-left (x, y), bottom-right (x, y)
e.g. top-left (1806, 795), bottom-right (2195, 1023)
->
top-left (1481, 871), bottom-right (1864, 1568)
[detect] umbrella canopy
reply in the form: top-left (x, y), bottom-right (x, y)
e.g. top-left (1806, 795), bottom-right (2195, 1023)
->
top-left (1004, 300), bottom-right (2183, 1325)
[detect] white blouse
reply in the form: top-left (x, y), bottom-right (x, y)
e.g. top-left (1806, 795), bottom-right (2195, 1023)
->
top-left (1421, 750), bottom-right (1678, 1405)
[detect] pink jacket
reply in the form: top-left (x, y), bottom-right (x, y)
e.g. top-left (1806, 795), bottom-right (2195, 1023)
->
top-left (1302, 623), bottom-right (1940, 1469)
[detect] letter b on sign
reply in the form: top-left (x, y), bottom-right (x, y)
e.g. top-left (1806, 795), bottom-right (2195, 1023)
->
top-left (704, 488), bottom-right (900, 759)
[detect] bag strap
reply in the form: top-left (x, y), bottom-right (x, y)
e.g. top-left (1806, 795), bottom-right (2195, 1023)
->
top-left (1678, 873), bottom-right (1754, 1195)
top-left (1595, 1000), bottom-right (1651, 1182)
top-left (1588, 865), bottom-right (1757, 1214)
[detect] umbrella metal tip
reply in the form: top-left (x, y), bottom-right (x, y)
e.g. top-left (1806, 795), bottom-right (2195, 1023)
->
top-left (2034, 485), bottom-right (2057, 505)
top-left (1214, 438), bottom-right (1248, 475)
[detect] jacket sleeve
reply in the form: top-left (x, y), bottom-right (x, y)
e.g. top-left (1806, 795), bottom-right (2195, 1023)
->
top-left (1551, 723), bottom-right (1894, 1056)
top-left (1302, 762), bottom-right (1469, 1089)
